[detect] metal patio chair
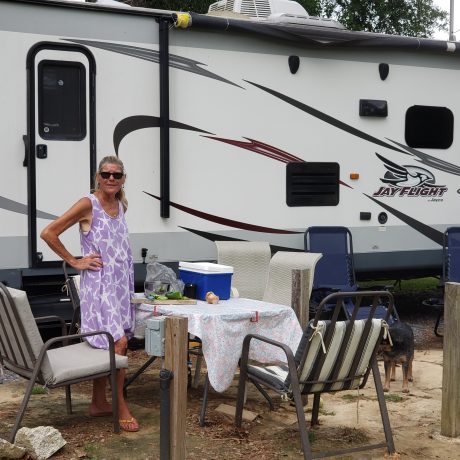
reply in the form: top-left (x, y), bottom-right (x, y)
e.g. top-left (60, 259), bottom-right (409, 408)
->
top-left (305, 226), bottom-right (358, 292)
top-left (216, 240), bottom-right (271, 300)
top-left (199, 250), bottom-right (322, 426)
top-left (198, 241), bottom-right (272, 423)
top-left (0, 282), bottom-right (127, 442)
top-left (262, 251), bottom-right (323, 328)
top-left (235, 290), bottom-right (396, 460)
top-left (63, 261), bottom-right (81, 335)
top-left (305, 226), bottom-right (397, 323)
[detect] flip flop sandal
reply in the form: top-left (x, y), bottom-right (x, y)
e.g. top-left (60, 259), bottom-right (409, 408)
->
top-left (119, 417), bottom-right (140, 432)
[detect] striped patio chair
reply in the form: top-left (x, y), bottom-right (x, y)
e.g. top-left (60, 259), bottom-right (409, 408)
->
top-left (0, 282), bottom-right (127, 442)
top-left (235, 290), bottom-right (395, 460)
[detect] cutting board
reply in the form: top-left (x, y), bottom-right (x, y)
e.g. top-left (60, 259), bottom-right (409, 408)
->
top-left (132, 297), bottom-right (197, 305)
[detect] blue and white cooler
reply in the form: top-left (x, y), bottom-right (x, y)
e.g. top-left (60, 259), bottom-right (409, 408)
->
top-left (178, 262), bottom-right (234, 301)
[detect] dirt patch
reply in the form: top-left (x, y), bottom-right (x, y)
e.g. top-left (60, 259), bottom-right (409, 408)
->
top-left (0, 300), bottom-right (454, 459)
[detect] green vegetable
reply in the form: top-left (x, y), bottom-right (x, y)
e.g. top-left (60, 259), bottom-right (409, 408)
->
top-left (165, 291), bottom-right (182, 300)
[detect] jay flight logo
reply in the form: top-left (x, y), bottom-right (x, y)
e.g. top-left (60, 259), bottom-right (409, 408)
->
top-left (373, 153), bottom-right (447, 198)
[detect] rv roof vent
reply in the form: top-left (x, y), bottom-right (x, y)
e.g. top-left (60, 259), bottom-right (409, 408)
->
top-left (267, 13), bottom-right (346, 28)
top-left (208, 0), bottom-right (307, 19)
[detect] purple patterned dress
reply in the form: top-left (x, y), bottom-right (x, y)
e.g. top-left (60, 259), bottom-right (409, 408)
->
top-left (79, 194), bottom-right (134, 349)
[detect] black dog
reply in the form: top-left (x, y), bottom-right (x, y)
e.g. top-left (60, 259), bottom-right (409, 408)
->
top-left (381, 321), bottom-right (414, 393)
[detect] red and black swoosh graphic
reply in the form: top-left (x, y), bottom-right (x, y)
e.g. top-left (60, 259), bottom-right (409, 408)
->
top-left (179, 226), bottom-right (302, 252)
top-left (204, 136), bottom-right (352, 188)
top-left (113, 115), bottom-right (213, 155)
top-left (144, 192), bottom-right (301, 235)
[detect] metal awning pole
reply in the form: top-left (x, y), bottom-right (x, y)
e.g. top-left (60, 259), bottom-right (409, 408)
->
top-left (159, 18), bottom-right (170, 218)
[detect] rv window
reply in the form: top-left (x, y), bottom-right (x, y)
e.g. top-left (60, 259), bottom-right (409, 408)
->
top-left (405, 105), bottom-right (453, 149)
top-left (38, 61), bottom-right (86, 140)
top-left (286, 162), bottom-right (339, 207)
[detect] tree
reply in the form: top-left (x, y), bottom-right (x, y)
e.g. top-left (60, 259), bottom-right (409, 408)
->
top-left (317, 0), bottom-right (448, 37)
top-left (127, 0), bottom-right (448, 38)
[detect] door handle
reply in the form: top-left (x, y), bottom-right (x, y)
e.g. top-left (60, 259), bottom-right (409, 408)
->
top-left (36, 144), bottom-right (47, 159)
top-left (22, 135), bottom-right (29, 167)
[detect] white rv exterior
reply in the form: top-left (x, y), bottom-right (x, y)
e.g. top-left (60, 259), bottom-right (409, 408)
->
top-left (1, 0), bottom-right (459, 283)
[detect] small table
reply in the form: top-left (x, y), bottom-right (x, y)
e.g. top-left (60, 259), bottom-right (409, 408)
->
top-left (134, 296), bottom-right (303, 392)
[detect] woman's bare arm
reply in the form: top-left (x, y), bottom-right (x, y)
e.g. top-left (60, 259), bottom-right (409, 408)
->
top-left (40, 197), bottom-right (102, 271)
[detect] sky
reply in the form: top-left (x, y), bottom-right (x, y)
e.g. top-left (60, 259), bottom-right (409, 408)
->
top-left (433, 0), bottom-right (459, 39)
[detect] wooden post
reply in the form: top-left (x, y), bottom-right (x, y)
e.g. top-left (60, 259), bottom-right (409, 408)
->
top-left (291, 268), bottom-right (309, 329)
top-left (165, 317), bottom-right (188, 459)
top-left (441, 282), bottom-right (460, 437)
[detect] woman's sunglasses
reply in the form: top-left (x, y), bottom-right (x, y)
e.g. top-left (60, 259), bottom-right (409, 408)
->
top-left (99, 171), bottom-right (124, 180)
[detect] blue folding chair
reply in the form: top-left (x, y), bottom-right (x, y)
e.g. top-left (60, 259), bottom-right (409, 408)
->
top-left (424, 226), bottom-right (460, 337)
top-left (305, 226), bottom-right (357, 292)
top-left (305, 226), bottom-right (398, 323)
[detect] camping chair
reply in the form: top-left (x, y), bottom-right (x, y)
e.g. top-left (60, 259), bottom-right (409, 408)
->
top-left (0, 282), bottom-right (127, 442)
top-left (305, 226), bottom-right (397, 323)
top-left (216, 240), bottom-right (271, 300)
top-left (262, 251), bottom-right (323, 329)
top-left (235, 290), bottom-right (395, 460)
top-left (199, 250), bottom-right (322, 426)
top-left (305, 226), bottom-right (357, 292)
top-left (198, 241), bottom-right (272, 423)
top-left (63, 261), bottom-right (81, 335)
top-left (423, 226), bottom-right (460, 337)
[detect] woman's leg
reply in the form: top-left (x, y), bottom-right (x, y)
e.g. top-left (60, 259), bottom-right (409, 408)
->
top-left (90, 377), bottom-right (112, 416)
top-left (115, 336), bottom-right (139, 431)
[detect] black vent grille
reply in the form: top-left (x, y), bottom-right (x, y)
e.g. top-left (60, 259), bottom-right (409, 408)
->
top-left (286, 162), bottom-right (339, 206)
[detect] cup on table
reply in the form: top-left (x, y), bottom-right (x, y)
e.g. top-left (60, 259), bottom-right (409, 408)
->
top-left (144, 280), bottom-right (170, 297)
top-left (184, 283), bottom-right (197, 299)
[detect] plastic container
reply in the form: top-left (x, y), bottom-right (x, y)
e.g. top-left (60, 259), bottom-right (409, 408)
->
top-left (178, 262), bottom-right (233, 301)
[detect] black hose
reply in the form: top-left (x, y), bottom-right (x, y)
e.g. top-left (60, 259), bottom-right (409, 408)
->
top-left (159, 368), bottom-right (173, 460)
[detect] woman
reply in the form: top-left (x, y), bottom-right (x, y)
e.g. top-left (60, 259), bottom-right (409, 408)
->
top-left (41, 155), bottom-right (139, 432)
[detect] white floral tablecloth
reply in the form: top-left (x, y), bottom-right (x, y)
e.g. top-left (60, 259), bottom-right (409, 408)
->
top-left (134, 295), bottom-right (303, 392)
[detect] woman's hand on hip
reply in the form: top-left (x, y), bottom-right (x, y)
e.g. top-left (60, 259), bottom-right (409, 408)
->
top-left (73, 253), bottom-right (103, 271)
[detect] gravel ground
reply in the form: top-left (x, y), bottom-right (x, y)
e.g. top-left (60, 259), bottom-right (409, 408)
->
top-left (0, 368), bottom-right (20, 384)
top-left (392, 288), bottom-right (444, 349)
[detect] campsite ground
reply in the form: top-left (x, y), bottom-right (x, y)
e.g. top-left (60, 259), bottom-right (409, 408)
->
top-left (0, 284), bottom-right (458, 459)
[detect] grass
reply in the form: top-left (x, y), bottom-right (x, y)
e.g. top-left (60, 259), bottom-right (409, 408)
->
top-left (384, 393), bottom-right (405, 403)
top-left (359, 277), bottom-right (439, 292)
top-left (31, 386), bottom-right (48, 395)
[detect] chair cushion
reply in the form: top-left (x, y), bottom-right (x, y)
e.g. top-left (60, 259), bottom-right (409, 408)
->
top-left (294, 318), bottom-right (383, 393)
top-left (46, 341), bottom-right (128, 385)
top-left (5, 287), bottom-right (53, 381)
top-left (247, 364), bottom-right (289, 391)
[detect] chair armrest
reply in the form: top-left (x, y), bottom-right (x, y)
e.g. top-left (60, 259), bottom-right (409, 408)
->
top-left (31, 330), bottom-right (118, 386)
top-left (35, 315), bottom-right (67, 336)
top-left (240, 333), bottom-right (298, 379)
top-left (42, 330), bottom-right (116, 352)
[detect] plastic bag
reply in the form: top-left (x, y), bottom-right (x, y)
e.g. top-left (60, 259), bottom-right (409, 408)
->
top-left (145, 257), bottom-right (184, 294)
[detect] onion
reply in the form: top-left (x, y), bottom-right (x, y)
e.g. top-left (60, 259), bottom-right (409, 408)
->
top-left (206, 291), bottom-right (220, 304)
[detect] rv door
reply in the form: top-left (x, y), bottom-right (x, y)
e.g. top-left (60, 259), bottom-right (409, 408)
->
top-left (27, 45), bottom-right (95, 266)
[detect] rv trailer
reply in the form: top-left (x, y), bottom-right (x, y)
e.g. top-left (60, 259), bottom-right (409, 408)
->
top-left (0, 0), bottom-right (458, 303)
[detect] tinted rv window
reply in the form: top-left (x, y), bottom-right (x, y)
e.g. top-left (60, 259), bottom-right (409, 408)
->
top-left (286, 162), bottom-right (339, 206)
top-left (405, 105), bottom-right (453, 149)
top-left (38, 61), bottom-right (86, 140)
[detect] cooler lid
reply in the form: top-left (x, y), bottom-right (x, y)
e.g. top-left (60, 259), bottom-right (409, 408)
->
top-left (179, 262), bottom-right (234, 274)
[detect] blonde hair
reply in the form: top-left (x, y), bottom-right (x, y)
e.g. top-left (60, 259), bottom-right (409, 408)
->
top-left (94, 155), bottom-right (128, 212)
